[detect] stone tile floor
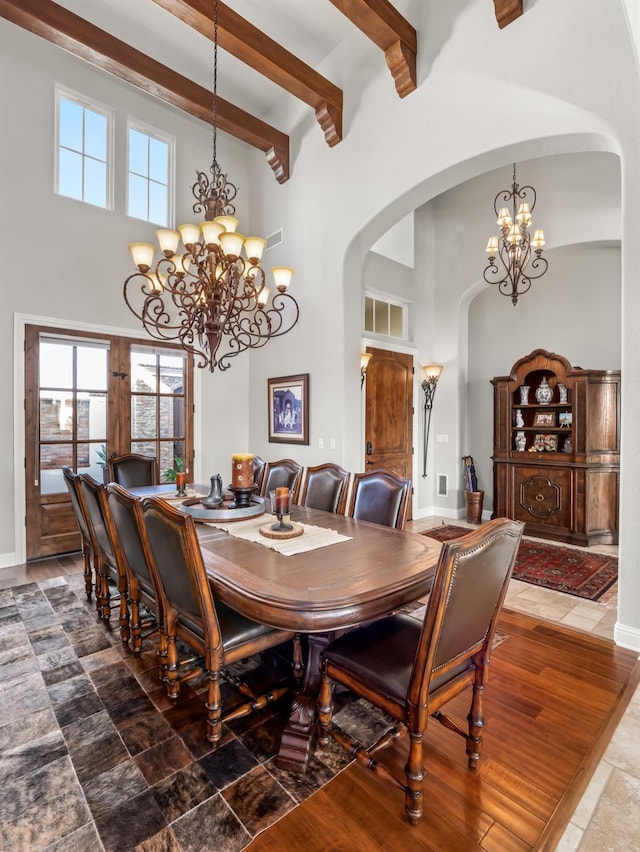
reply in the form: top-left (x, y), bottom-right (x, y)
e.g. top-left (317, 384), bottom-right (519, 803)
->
top-left (0, 520), bottom-right (637, 850)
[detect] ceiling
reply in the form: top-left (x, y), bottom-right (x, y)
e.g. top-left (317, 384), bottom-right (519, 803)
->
top-left (0, 0), bottom-right (522, 182)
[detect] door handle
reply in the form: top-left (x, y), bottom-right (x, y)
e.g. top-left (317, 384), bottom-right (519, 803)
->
top-left (366, 460), bottom-right (374, 465)
top-left (366, 442), bottom-right (373, 455)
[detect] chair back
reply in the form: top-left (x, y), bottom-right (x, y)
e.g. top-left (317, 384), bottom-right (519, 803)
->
top-left (259, 458), bottom-right (303, 498)
top-left (409, 518), bottom-right (523, 712)
top-left (141, 496), bottom-right (222, 661)
top-left (298, 464), bottom-right (349, 513)
top-left (78, 473), bottom-right (117, 571)
top-left (62, 466), bottom-right (94, 548)
top-left (107, 453), bottom-right (158, 488)
top-left (347, 468), bottom-right (411, 529)
top-left (106, 483), bottom-right (156, 601)
top-left (253, 456), bottom-right (266, 491)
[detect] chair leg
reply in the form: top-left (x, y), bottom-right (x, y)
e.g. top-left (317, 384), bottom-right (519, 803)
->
top-left (82, 547), bottom-right (92, 601)
top-left (404, 733), bottom-right (424, 825)
top-left (466, 682), bottom-right (485, 770)
top-left (118, 578), bottom-right (130, 647)
top-left (163, 618), bottom-right (181, 699)
top-left (316, 667), bottom-right (333, 746)
top-left (130, 596), bottom-right (143, 656)
top-left (292, 633), bottom-right (304, 683)
top-left (205, 670), bottom-right (223, 743)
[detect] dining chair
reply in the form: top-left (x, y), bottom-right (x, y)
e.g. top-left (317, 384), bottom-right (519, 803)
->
top-left (346, 468), bottom-right (411, 529)
top-left (259, 458), bottom-right (303, 500)
top-left (317, 517), bottom-right (524, 825)
top-left (105, 483), bottom-right (163, 658)
top-left (252, 456), bottom-right (266, 492)
top-left (140, 495), bottom-right (302, 743)
top-left (107, 452), bottom-right (158, 489)
top-left (78, 473), bottom-right (130, 643)
top-left (62, 466), bottom-right (97, 604)
top-left (297, 463), bottom-right (350, 514)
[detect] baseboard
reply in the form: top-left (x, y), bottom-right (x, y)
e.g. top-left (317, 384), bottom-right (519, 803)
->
top-left (614, 621), bottom-right (640, 653)
top-left (0, 552), bottom-right (18, 569)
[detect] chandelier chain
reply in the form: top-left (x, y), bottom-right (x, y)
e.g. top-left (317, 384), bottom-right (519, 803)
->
top-left (212, 0), bottom-right (218, 176)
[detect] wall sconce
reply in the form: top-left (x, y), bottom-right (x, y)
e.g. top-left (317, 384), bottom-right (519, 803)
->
top-left (421, 363), bottom-right (443, 477)
top-left (360, 352), bottom-right (373, 389)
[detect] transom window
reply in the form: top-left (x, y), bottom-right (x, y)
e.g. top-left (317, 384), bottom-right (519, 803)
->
top-left (56, 90), bottom-right (111, 208)
top-left (364, 295), bottom-right (407, 339)
top-left (127, 124), bottom-right (172, 226)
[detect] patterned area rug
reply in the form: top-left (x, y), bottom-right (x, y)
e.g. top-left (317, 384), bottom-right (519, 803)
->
top-left (420, 525), bottom-right (618, 601)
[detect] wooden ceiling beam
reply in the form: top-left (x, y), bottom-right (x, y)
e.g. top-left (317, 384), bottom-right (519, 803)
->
top-left (493, 0), bottom-right (523, 29)
top-left (329, 0), bottom-right (416, 98)
top-left (151, 0), bottom-right (343, 147)
top-left (0, 0), bottom-right (290, 182)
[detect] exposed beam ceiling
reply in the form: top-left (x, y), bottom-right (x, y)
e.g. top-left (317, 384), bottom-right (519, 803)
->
top-left (151, 0), bottom-right (344, 147)
top-left (0, 0), bottom-right (291, 181)
top-left (329, 0), bottom-right (417, 97)
top-left (493, 0), bottom-right (523, 29)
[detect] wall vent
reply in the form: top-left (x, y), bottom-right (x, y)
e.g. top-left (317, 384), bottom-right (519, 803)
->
top-left (437, 474), bottom-right (448, 497)
top-left (265, 228), bottom-right (283, 251)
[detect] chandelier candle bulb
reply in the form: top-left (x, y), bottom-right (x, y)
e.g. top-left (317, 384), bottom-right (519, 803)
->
top-left (129, 242), bottom-right (156, 271)
top-left (231, 453), bottom-right (254, 488)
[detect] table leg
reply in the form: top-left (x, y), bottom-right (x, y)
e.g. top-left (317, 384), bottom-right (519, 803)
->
top-left (276, 632), bottom-right (331, 773)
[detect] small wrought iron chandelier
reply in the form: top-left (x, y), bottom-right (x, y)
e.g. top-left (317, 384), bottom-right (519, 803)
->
top-left (483, 163), bottom-right (548, 306)
top-left (123, 0), bottom-right (298, 371)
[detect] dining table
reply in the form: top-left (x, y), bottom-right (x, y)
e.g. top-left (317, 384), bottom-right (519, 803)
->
top-left (131, 484), bottom-right (442, 772)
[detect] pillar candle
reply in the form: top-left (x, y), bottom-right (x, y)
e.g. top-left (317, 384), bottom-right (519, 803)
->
top-left (232, 453), bottom-right (254, 488)
top-left (275, 486), bottom-right (289, 514)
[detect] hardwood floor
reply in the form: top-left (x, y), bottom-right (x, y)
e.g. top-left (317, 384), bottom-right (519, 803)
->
top-left (248, 608), bottom-right (640, 851)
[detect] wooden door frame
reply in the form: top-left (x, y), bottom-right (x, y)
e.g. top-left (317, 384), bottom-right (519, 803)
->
top-left (360, 336), bottom-right (419, 518)
top-left (13, 312), bottom-right (202, 566)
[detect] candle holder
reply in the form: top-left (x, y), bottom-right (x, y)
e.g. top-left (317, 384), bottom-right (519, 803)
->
top-left (175, 471), bottom-right (187, 497)
top-left (228, 484), bottom-right (256, 510)
top-left (269, 489), bottom-right (293, 532)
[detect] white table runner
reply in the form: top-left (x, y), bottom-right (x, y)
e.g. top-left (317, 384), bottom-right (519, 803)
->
top-left (208, 514), bottom-right (351, 556)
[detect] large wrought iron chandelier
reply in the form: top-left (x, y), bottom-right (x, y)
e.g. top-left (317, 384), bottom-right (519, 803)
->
top-left (123, 0), bottom-right (298, 371)
top-left (483, 163), bottom-right (548, 305)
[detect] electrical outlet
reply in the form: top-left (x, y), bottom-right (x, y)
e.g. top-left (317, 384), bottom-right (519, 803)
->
top-left (330, 438), bottom-right (336, 450)
top-left (318, 438), bottom-right (324, 449)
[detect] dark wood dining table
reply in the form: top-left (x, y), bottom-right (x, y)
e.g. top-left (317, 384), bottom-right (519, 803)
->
top-left (131, 485), bottom-right (441, 771)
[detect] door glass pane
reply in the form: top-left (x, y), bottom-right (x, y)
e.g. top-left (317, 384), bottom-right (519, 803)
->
top-left (132, 351), bottom-right (158, 391)
top-left (131, 396), bottom-right (157, 439)
top-left (77, 346), bottom-right (107, 390)
top-left (159, 440), bottom-right (183, 482)
top-left (40, 392), bottom-right (73, 440)
top-left (374, 302), bottom-right (389, 335)
top-left (77, 442), bottom-right (106, 481)
top-left (40, 443), bottom-right (73, 495)
top-left (40, 342), bottom-right (73, 388)
top-left (77, 392), bottom-right (107, 440)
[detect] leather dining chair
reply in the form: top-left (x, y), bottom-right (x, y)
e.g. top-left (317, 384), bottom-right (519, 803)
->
top-left (78, 473), bottom-right (130, 643)
top-left (105, 483), bottom-right (163, 658)
top-left (252, 456), bottom-right (266, 492)
top-left (317, 517), bottom-right (524, 825)
top-left (107, 452), bottom-right (158, 489)
top-left (346, 468), bottom-right (411, 530)
top-left (141, 495), bottom-right (302, 743)
top-left (259, 458), bottom-right (303, 500)
top-left (62, 466), bottom-right (97, 605)
top-left (297, 463), bottom-right (350, 514)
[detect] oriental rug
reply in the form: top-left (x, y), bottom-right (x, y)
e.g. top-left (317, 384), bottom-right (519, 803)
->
top-left (420, 524), bottom-right (618, 601)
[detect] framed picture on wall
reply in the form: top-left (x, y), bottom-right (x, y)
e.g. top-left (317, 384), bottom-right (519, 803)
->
top-left (268, 374), bottom-right (309, 444)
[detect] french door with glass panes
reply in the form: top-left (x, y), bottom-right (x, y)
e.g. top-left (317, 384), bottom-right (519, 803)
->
top-left (25, 325), bottom-right (193, 560)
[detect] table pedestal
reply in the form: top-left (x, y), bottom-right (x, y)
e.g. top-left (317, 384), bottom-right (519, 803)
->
top-left (276, 633), bottom-right (331, 773)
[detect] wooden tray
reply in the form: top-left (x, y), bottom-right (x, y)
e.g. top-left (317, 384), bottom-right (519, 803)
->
top-left (258, 521), bottom-right (304, 540)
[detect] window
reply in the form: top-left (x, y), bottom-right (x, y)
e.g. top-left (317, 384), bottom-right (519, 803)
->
top-left (364, 295), bottom-right (407, 339)
top-left (127, 124), bottom-right (172, 226)
top-left (56, 89), bottom-right (111, 208)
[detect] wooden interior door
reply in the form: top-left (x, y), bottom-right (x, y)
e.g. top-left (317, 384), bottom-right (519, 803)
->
top-left (364, 347), bottom-right (414, 518)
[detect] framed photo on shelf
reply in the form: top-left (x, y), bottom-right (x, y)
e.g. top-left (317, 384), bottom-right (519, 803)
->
top-left (533, 411), bottom-right (556, 427)
top-left (534, 433), bottom-right (558, 452)
top-left (558, 412), bottom-right (573, 428)
top-left (268, 373), bottom-right (309, 445)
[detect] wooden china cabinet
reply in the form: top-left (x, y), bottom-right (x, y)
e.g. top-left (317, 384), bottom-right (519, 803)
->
top-left (491, 349), bottom-right (620, 546)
